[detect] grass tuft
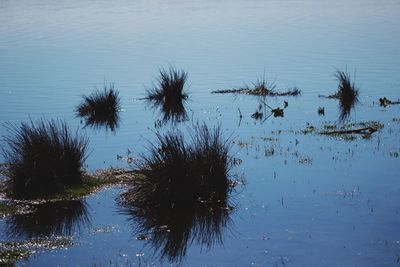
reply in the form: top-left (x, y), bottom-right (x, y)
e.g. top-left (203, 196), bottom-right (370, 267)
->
top-left (2, 119), bottom-right (89, 199)
top-left (125, 124), bottom-right (233, 209)
top-left (118, 124), bottom-right (237, 262)
top-left (146, 67), bottom-right (188, 124)
top-left (334, 70), bottom-right (359, 121)
top-left (76, 84), bottom-right (121, 131)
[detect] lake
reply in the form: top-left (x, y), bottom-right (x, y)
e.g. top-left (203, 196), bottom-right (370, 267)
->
top-left (0, 0), bottom-right (399, 266)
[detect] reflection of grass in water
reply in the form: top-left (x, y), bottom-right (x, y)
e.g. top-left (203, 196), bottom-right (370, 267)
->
top-left (146, 67), bottom-right (188, 125)
top-left (2, 119), bottom-right (89, 199)
top-left (76, 84), bottom-right (121, 132)
top-left (5, 200), bottom-right (91, 238)
top-left (119, 196), bottom-right (234, 262)
top-left (118, 124), bottom-right (238, 262)
top-left (147, 96), bottom-right (188, 126)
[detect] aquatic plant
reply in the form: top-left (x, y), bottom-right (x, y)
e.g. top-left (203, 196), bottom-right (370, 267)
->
top-left (146, 67), bottom-right (188, 102)
top-left (334, 70), bottom-right (359, 121)
top-left (118, 124), bottom-right (237, 262)
top-left (2, 119), bottom-right (89, 199)
top-left (5, 200), bottom-right (91, 237)
top-left (146, 67), bottom-right (188, 124)
top-left (318, 107), bottom-right (325, 116)
top-left (76, 84), bottom-right (121, 131)
top-left (126, 124), bottom-right (233, 209)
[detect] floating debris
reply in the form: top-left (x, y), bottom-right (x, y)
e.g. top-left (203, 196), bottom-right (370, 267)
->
top-left (379, 97), bottom-right (400, 107)
top-left (212, 78), bottom-right (301, 96)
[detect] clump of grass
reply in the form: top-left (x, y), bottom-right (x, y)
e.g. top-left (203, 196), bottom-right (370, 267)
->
top-left (118, 124), bottom-right (237, 262)
top-left (318, 107), bottom-right (325, 116)
top-left (126, 124), bottom-right (233, 209)
top-left (146, 67), bottom-right (188, 124)
top-left (76, 84), bottom-right (121, 131)
top-left (2, 119), bottom-right (89, 199)
top-left (332, 70), bottom-right (359, 121)
top-left (147, 67), bottom-right (188, 102)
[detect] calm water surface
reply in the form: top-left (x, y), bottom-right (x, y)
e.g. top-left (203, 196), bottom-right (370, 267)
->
top-left (0, 0), bottom-right (399, 266)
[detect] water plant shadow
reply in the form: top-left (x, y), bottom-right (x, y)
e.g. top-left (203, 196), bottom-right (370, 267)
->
top-left (2, 119), bottom-right (89, 199)
top-left (5, 199), bottom-right (91, 238)
top-left (118, 123), bottom-right (240, 262)
top-left (145, 67), bottom-right (188, 125)
top-left (119, 193), bottom-right (234, 263)
top-left (76, 84), bottom-right (121, 132)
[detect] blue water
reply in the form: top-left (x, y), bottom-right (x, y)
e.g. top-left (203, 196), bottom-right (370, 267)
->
top-left (0, 0), bottom-right (400, 266)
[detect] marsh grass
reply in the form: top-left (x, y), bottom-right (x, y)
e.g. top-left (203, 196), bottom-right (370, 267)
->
top-left (76, 84), bottom-right (121, 131)
top-left (125, 124), bottom-right (233, 209)
top-left (118, 124), bottom-right (237, 262)
top-left (327, 70), bottom-right (359, 121)
top-left (2, 119), bottom-right (89, 199)
top-left (318, 107), bottom-right (325, 116)
top-left (146, 67), bottom-right (188, 124)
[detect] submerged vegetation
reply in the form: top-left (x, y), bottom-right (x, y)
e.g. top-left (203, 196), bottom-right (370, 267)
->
top-left (0, 237), bottom-right (72, 264)
top-left (76, 84), bottom-right (121, 131)
top-left (212, 77), bottom-right (301, 96)
top-left (2, 119), bottom-right (89, 199)
top-left (146, 67), bottom-right (189, 124)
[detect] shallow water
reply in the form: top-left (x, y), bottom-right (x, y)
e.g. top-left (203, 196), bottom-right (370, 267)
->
top-left (0, 0), bottom-right (400, 266)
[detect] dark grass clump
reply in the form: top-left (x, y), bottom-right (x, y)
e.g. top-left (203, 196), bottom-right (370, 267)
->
top-left (318, 107), bottom-right (325, 116)
top-left (330, 70), bottom-right (359, 121)
top-left (2, 119), bottom-right (89, 199)
top-left (146, 67), bottom-right (188, 124)
top-left (118, 124), bottom-right (237, 262)
top-left (128, 124), bottom-right (233, 209)
top-left (5, 200), bottom-right (91, 238)
top-left (76, 84), bottom-right (121, 131)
